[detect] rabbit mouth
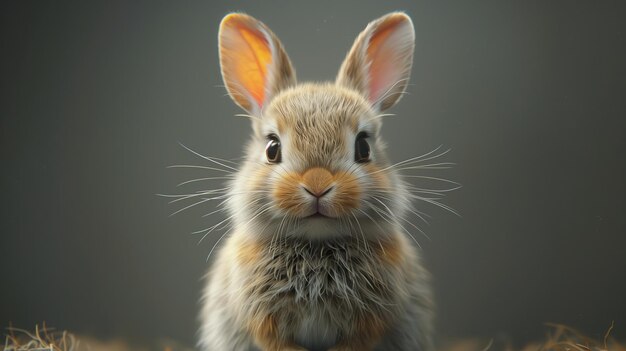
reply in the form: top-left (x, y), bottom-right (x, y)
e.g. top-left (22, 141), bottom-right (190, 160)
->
top-left (305, 212), bottom-right (331, 219)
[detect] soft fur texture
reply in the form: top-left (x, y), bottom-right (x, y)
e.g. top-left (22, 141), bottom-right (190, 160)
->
top-left (199, 12), bottom-right (433, 351)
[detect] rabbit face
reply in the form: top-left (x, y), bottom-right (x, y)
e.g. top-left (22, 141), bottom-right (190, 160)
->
top-left (227, 84), bottom-right (410, 240)
top-left (269, 84), bottom-right (392, 236)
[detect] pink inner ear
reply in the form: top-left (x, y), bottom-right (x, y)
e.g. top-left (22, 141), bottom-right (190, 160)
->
top-left (220, 14), bottom-right (273, 112)
top-left (366, 16), bottom-right (407, 105)
top-left (235, 26), bottom-right (272, 107)
top-left (368, 48), bottom-right (397, 105)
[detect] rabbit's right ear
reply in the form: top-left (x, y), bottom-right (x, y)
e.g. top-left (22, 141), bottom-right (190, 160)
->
top-left (219, 13), bottom-right (296, 114)
top-left (336, 13), bottom-right (415, 111)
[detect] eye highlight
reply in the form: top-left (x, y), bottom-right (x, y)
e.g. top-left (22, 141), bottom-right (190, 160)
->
top-left (265, 134), bottom-right (281, 164)
top-left (355, 131), bottom-right (370, 163)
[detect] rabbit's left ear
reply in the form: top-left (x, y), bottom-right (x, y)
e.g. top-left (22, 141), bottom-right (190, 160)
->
top-left (336, 12), bottom-right (415, 111)
top-left (219, 13), bottom-right (296, 114)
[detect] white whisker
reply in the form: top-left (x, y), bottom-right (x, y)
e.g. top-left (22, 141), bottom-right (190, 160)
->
top-left (399, 175), bottom-right (461, 186)
top-left (178, 142), bottom-right (239, 171)
top-left (356, 146), bottom-right (452, 179)
top-left (201, 208), bottom-right (227, 218)
top-left (364, 199), bottom-right (422, 249)
top-left (206, 230), bottom-right (230, 263)
top-left (177, 176), bottom-right (234, 187)
top-left (372, 77), bottom-right (410, 107)
top-left (412, 195), bottom-right (460, 217)
top-left (167, 164), bottom-right (234, 173)
top-left (169, 197), bottom-right (214, 217)
top-left (406, 184), bottom-right (462, 193)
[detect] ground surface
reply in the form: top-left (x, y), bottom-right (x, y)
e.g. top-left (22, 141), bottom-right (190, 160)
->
top-left (2, 323), bottom-right (623, 351)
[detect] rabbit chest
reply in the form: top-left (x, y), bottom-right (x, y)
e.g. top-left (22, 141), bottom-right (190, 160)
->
top-left (234, 236), bottom-right (408, 347)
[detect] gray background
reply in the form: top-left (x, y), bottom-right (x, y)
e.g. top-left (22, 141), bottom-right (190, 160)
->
top-left (2, 0), bottom-right (625, 347)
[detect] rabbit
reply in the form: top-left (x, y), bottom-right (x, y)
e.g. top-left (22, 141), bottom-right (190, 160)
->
top-left (198, 12), bottom-right (435, 351)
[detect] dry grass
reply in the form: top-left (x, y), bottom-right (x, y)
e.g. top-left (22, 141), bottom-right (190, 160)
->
top-left (441, 322), bottom-right (625, 351)
top-left (2, 323), bottom-right (193, 351)
top-left (2, 322), bottom-right (624, 351)
top-left (3, 323), bottom-right (77, 351)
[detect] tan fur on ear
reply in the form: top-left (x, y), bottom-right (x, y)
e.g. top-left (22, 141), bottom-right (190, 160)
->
top-left (219, 13), bottom-right (296, 113)
top-left (336, 12), bottom-right (415, 111)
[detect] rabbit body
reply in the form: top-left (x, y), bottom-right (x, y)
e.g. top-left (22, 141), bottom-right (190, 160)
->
top-left (200, 230), bottom-right (433, 351)
top-left (198, 12), bottom-right (435, 351)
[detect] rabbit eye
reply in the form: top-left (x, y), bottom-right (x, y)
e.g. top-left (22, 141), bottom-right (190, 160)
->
top-left (355, 132), bottom-right (370, 163)
top-left (265, 134), bottom-right (281, 164)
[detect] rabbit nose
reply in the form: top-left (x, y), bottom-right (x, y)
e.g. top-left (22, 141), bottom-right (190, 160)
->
top-left (303, 185), bottom-right (334, 198)
top-left (301, 167), bottom-right (334, 198)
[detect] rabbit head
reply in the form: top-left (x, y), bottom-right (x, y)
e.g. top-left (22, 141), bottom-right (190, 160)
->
top-left (219, 12), bottom-right (415, 239)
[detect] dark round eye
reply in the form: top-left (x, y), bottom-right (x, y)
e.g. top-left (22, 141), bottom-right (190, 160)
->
top-left (265, 134), bottom-right (281, 163)
top-left (355, 132), bottom-right (370, 163)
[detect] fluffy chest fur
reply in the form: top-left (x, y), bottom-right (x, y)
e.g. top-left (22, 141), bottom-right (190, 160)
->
top-left (235, 236), bottom-right (408, 348)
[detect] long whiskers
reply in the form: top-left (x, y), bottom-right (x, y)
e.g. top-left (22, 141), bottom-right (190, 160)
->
top-left (358, 146), bottom-right (453, 179)
top-left (363, 199), bottom-right (423, 249)
top-left (177, 176), bottom-right (235, 187)
top-left (350, 145), bottom-right (460, 247)
top-left (162, 146), bottom-right (249, 259)
top-left (178, 142), bottom-right (239, 170)
top-left (167, 164), bottom-right (234, 173)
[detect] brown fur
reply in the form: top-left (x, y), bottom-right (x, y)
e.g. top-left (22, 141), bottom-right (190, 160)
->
top-left (330, 170), bottom-right (361, 213)
top-left (249, 315), bottom-right (306, 351)
top-left (273, 172), bottom-right (307, 216)
top-left (301, 168), bottom-right (333, 196)
top-left (273, 166), bottom-right (362, 218)
top-left (267, 84), bottom-right (368, 169)
top-left (331, 313), bottom-right (389, 351)
top-left (236, 236), bottom-right (263, 267)
top-left (373, 236), bottom-right (405, 266)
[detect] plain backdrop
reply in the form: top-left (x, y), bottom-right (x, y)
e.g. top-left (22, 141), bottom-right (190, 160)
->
top-left (2, 0), bottom-right (625, 347)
